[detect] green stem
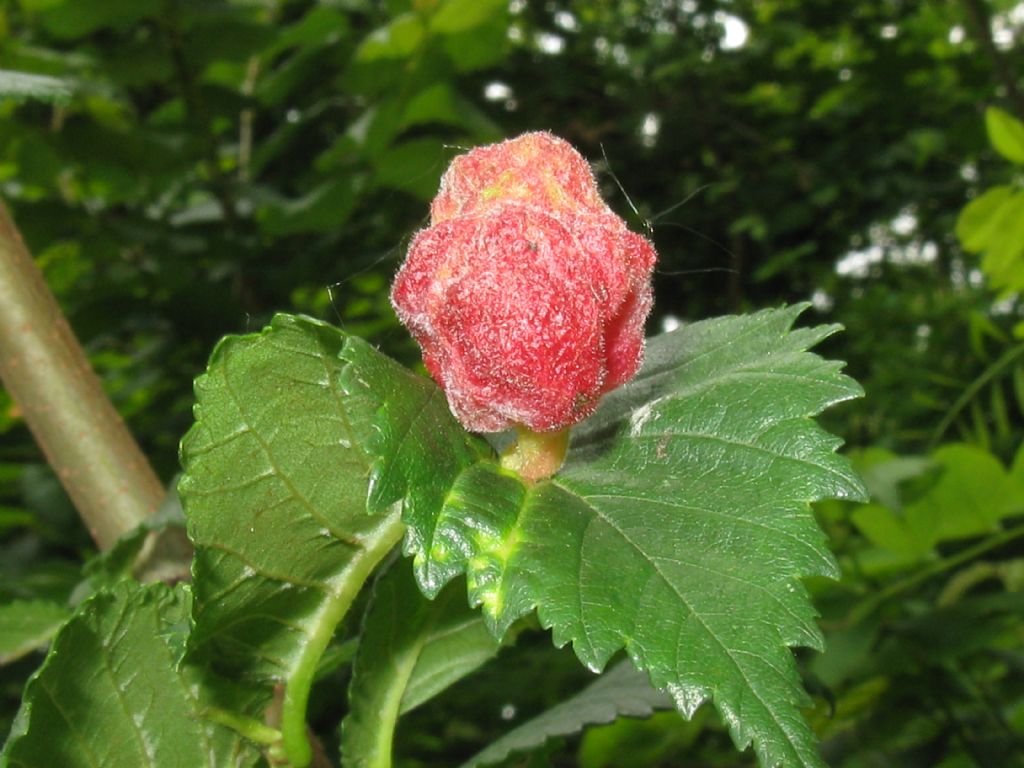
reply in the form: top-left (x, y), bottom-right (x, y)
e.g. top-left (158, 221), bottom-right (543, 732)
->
top-left (202, 708), bottom-right (281, 745)
top-left (0, 201), bottom-right (163, 549)
top-left (342, 585), bottom-right (455, 768)
top-left (370, 601), bottom-right (447, 768)
top-left (835, 523), bottom-right (1024, 629)
top-left (929, 342), bottom-right (1024, 448)
top-left (280, 514), bottom-right (406, 768)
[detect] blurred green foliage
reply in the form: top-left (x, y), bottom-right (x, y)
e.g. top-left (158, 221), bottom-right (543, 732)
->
top-left (2, 0), bottom-right (1024, 765)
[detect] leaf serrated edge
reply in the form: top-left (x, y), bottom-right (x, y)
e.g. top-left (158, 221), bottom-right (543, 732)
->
top-left (179, 313), bottom-right (407, 767)
top-left (407, 305), bottom-right (864, 768)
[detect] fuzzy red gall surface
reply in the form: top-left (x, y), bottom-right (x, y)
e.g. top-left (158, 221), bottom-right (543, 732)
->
top-left (391, 132), bottom-right (656, 433)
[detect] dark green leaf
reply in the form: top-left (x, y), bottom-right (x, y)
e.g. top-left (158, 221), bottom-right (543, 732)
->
top-left (373, 139), bottom-right (452, 200)
top-left (179, 314), bottom-right (406, 766)
top-left (1, 582), bottom-right (263, 768)
top-left (0, 600), bottom-right (70, 665)
top-left (400, 84), bottom-right (502, 139)
top-left (338, 336), bottom-right (490, 594)
top-left (34, 0), bottom-right (160, 39)
top-left (458, 661), bottom-right (673, 768)
top-left (389, 305), bottom-right (864, 768)
top-left (430, 0), bottom-right (507, 34)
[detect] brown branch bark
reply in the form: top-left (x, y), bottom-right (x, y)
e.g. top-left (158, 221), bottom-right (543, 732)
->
top-left (0, 201), bottom-right (164, 549)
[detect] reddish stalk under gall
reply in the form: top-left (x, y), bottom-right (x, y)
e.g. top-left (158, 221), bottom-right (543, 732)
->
top-left (391, 132), bottom-right (656, 438)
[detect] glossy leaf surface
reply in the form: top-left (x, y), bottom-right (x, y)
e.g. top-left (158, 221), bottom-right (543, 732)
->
top-left (1, 582), bottom-right (262, 768)
top-left (178, 314), bottom-right (406, 766)
top-left (387, 306), bottom-right (865, 768)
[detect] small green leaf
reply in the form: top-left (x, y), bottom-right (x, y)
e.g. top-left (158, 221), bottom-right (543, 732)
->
top-left (979, 200), bottom-right (1024, 291)
top-left (338, 336), bottom-right (490, 594)
top-left (355, 13), bottom-right (425, 62)
top-left (851, 503), bottom-right (929, 560)
top-left (1, 582), bottom-right (263, 768)
top-left (265, 7), bottom-right (350, 58)
top-left (384, 305), bottom-right (863, 768)
top-left (955, 186), bottom-right (1017, 254)
top-left (0, 70), bottom-right (72, 104)
top-left (340, 563), bottom-right (501, 767)
top-left (851, 447), bottom-right (932, 511)
top-left (179, 314), bottom-right (406, 767)
top-left (41, 0), bottom-right (159, 38)
top-left (986, 106), bottom-right (1024, 164)
top-left (0, 600), bottom-right (70, 665)
top-left (458, 661), bottom-right (673, 768)
top-left (401, 593), bottom-right (505, 715)
top-left (258, 176), bottom-right (361, 236)
top-left (82, 486), bottom-right (191, 591)
top-left (904, 444), bottom-right (1024, 543)
top-left (400, 84), bottom-right (502, 139)
top-left (430, 0), bottom-right (508, 34)
top-left (373, 139), bottom-right (452, 200)
top-left (440, 16), bottom-right (511, 72)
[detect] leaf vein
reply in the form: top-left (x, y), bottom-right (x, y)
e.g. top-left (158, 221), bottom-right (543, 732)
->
top-left (559, 484), bottom-right (805, 762)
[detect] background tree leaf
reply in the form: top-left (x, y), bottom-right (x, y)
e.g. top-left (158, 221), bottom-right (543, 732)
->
top-left (986, 107), bottom-right (1024, 165)
top-left (0, 601), bottom-right (69, 666)
top-left (0, 581), bottom-right (263, 768)
top-left (851, 443), bottom-right (1024, 563)
top-left (178, 314), bottom-right (406, 766)
top-left (458, 661), bottom-right (672, 768)
top-left (956, 186), bottom-right (1018, 254)
top-left (389, 305), bottom-right (865, 768)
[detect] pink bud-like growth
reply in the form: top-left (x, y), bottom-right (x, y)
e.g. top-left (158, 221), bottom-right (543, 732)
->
top-left (391, 132), bottom-right (656, 433)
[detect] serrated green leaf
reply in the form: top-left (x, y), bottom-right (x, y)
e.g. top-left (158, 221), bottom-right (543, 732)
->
top-left (0, 600), bottom-right (70, 665)
top-left (338, 336), bottom-right (490, 595)
top-left (0, 70), bottom-right (72, 104)
top-left (179, 314), bottom-right (406, 767)
top-left (385, 305), bottom-right (863, 768)
top-left (458, 661), bottom-right (673, 768)
top-left (986, 106), bottom-right (1024, 164)
top-left (340, 563), bottom-right (501, 767)
top-left (1, 582), bottom-right (263, 768)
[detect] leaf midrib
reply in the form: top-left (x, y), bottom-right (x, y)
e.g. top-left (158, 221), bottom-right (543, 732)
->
top-left (549, 481), bottom-right (810, 766)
